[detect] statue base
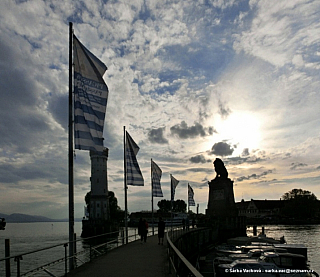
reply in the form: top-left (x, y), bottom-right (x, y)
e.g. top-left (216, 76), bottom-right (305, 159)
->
top-left (206, 177), bottom-right (238, 217)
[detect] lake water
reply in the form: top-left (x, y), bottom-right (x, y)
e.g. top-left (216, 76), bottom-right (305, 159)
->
top-left (0, 223), bottom-right (319, 276)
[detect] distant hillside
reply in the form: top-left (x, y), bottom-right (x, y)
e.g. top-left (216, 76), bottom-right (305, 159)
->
top-left (0, 213), bottom-right (82, 223)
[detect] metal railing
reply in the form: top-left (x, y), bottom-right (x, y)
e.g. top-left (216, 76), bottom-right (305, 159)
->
top-left (166, 227), bottom-right (212, 277)
top-left (0, 227), bottom-right (145, 277)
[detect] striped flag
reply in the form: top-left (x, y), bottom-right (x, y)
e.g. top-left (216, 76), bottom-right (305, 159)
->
top-left (188, 184), bottom-right (195, 206)
top-left (170, 175), bottom-right (179, 201)
top-left (73, 35), bottom-right (108, 152)
top-left (151, 160), bottom-right (163, 197)
top-left (126, 131), bottom-right (144, 186)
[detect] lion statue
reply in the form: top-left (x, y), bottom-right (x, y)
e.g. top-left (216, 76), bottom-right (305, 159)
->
top-left (213, 158), bottom-right (228, 179)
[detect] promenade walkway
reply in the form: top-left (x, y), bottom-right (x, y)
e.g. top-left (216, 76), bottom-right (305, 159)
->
top-left (67, 234), bottom-right (170, 277)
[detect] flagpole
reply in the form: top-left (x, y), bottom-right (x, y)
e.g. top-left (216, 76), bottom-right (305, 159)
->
top-left (170, 174), bottom-right (173, 229)
top-left (151, 159), bottom-right (154, 235)
top-left (124, 126), bottom-right (128, 244)
top-left (68, 21), bottom-right (75, 270)
top-left (187, 183), bottom-right (189, 214)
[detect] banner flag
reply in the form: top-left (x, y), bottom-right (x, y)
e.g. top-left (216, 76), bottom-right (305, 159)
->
top-left (170, 175), bottom-right (179, 201)
top-left (151, 160), bottom-right (163, 197)
top-left (126, 131), bottom-right (144, 186)
top-left (188, 184), bottom-right (195, 206)
top-left (73, 35), bottom-right (108, 152)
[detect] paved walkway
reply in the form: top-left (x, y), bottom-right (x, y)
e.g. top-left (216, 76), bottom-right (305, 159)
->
top-left (67, 234), bottom-right (170, 277)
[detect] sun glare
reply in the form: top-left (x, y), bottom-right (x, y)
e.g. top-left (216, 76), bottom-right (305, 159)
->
top-left (215, 112), bottom-right (262, 154)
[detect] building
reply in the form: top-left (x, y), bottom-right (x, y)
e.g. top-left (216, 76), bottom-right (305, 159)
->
top-left (236, 199), bottom-right (285, 218)
top-left (89, 148), bottom-right (110, 221)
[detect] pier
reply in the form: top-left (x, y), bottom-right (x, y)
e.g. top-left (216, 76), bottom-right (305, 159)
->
top-left (67, 234), bottom-right (168, 277)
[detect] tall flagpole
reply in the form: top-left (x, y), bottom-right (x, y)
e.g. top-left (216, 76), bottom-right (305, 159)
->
top-left (187, 183), bottom-right (189, 213)
top-left (124, 126), bottom-right (128, 244)
top-left (68, 22), bottom-right (75, 270)
top-left (151, 159), bottom-right (154, 235)
top-left (170, 174), bottom-right (173, 229)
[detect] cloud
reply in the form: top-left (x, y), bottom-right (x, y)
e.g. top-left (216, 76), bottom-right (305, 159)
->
top-left (290, 162), bottom-right (308, 170)
top-left (241, 148), bottom-right (250, 156)
top-left (209, 141), bottom-right (234, 156)
top-left (189, 154), bottom-right (210, 164)
top-left (147, 127), bottom-right (168, 144)
top-left (170, 121), bottom-right (214, 139)
top-left (237, 170), bottom-right (273, 182)
top-left (218, 100), bottom-right (231, 119)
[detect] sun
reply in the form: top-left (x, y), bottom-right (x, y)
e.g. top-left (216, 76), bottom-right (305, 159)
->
top-left (214, 111), bottom-right (262, 154)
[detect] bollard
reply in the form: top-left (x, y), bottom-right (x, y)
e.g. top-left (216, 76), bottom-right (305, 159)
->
top-left (64, 243), bottom-right (68, 276)
top-left (5, 239), bottom-right (10, 277)
top-left (253, 225), bottom-right (257, 236)
top-left (73, 233), bottom-right (77, 268)
top-left (14, 256), bottom-right (22, 277)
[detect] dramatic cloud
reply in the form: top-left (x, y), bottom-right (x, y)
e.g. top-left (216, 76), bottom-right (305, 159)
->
top-left (189, 155), bottom-right (210, 164)
top-left (209, 142), bottom-right (234, 157)
top-left (170, 121), bottom-right (215, 139)
top-left (147, 127), bottom-right (168, 144)
top-left (1, 0), bottom-right (320, 218)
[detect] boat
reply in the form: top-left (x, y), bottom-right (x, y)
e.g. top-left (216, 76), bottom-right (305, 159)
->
top-left (164, 213), bottom-right (188, 227)
top-left (258, 252), bottom-right (309, 270)
top-left (228, 247), bottom-right (288, 261)
top-left (0, 218), bottom-right (6, 230)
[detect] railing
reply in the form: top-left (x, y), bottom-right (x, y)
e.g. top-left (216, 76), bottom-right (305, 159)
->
top-left (0, 227), bottom-right (148, 277)
top-left (167, 227), bottom-right (213, 277)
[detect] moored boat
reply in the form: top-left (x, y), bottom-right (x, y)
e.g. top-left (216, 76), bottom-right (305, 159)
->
top-left (0, 218), bottom-right (6, 230)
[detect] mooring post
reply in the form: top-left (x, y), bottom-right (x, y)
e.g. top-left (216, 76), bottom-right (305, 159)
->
top-left (5, 239), bottom-right (10, 277)
top-left (253, 225), bottom-right (257, 236)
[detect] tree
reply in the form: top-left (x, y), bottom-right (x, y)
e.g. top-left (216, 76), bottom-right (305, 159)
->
top-left (157, 199), bottom-right (171, 213)
top-left (281, 188), bottom-right (318, 219)
top-left (282, 188), bottom-right (317, 201)
top-left (157, 199), bottom-right (187, 213)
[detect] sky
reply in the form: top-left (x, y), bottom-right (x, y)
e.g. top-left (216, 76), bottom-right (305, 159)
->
top-left (0, 0), bottom-right (320, 219)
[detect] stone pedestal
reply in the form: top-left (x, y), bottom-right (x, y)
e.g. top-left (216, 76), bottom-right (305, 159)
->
top-left (206, 177), bottom-right (238, 217)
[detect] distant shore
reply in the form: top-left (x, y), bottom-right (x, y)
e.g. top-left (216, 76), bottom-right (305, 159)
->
top-left (0, 213), bottom-right (82, 223)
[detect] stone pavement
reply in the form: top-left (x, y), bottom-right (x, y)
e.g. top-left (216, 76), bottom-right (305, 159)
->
top-left (67, 234), bottom-right (170, 277)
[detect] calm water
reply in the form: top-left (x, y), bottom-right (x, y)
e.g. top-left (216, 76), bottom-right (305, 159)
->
top-left (0, 223), bottom-right (319, 276)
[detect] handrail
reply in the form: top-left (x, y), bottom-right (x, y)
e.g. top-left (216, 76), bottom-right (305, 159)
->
top-left (1, 226), bottom-right (166, 277)
top-left (166, 227), bottom-right (204, 277)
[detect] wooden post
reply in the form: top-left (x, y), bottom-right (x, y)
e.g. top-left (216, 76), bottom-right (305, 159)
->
top-left (5, 239), bottom-right (10, 277)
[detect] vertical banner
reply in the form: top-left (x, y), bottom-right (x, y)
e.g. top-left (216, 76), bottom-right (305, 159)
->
top-left (151, 160), bottom-right (163, 197)
top-left (126, 131), bottom-right (144, 186)
top-left (188, 184), bottom-right (195, 206)
top-left (171, 175), bottom-right (179, 201)
top-left (73, 35), bottom-right (108, 152)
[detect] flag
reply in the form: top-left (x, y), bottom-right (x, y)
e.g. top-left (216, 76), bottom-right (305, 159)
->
top-left (151, 160), bottom-right (163, 197)
top-left (73, 35), bottom-right (109, 152)
top-left (126, 131), bottom-right (144, 186)
top-left (188, 184), bottom-right (195, 206)
top-left (171, 175), bottom-right (179, 201)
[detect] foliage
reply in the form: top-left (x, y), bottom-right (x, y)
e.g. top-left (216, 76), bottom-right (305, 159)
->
top-left (157, 199), bottom-right (187, 213)
top-left (85, 191), bottom-right (124, 222)
top-left (281, 188), bottom-right (318, 219)
top-left (282, 188), bottom-right (317, 201)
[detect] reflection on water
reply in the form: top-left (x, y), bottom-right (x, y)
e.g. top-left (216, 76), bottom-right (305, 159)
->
top-left (247, 225), bottom-right (320, 273)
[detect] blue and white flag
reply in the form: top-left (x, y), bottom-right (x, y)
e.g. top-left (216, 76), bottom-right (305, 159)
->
top-left (73, 35), bottom-right (108, 152)
top-left (171, 175), bottom-right (179, 201)
top-left (151, 160), bottom-right (163, 197)
top-left (188, 184), bottom-right (195, 206)
top-left (126, 131), bottom-right (144, 186)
